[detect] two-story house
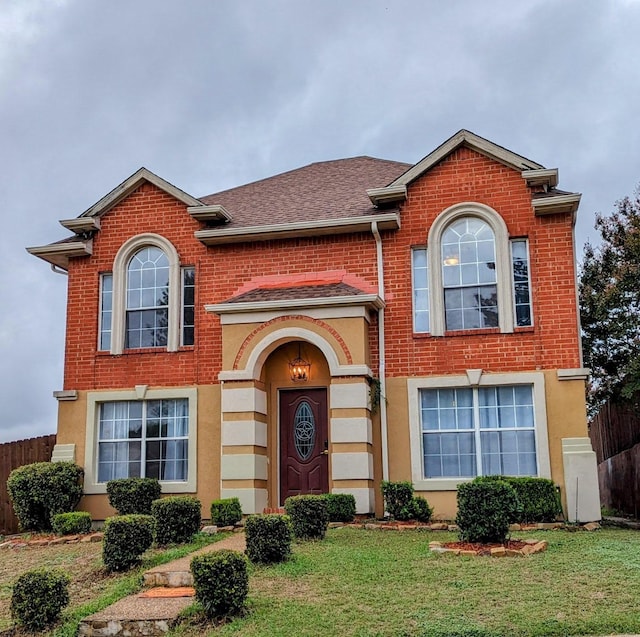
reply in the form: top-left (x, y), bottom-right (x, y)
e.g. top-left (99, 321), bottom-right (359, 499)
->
top-left (28, 130), bottom-right (600, 521)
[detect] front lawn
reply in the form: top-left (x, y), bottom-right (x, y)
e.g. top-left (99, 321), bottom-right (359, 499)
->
top-left (174, 527), bottom-right (640, 637)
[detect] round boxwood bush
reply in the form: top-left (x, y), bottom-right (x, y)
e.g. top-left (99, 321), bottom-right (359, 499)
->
top-left (323, 493), bottom-right (356, 523)
top-left (245, 514), bottom-right (292, 564)
top-left (456, 480), bottom-right (521, 544)
top-left (52, 511), bottom-right (92, 535)
top-left (191, 550), bottom-right (248, 618)
top-left (381, 480), bottom-right (415, 520)
top-left (409, 496), bottom-right (433, 523)
top-left (11, 568), bottom-right (70, 631)
top-left (106, 477), bottom-right (161, 515)
top-left (152, 496), bottom-right (202, 545)
top-left (210, 497), bottom-right (243, 527)
top-left (102, 514), bottom-right (154, 571)
top-left (284, 495), bottom-right (328, 540)
top-left (7, 461), bottom-right (84, 531)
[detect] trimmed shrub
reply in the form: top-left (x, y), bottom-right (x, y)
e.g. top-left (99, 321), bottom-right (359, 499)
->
top-left (11, 568), bottom-right (70, 631)
top-left (381, 481), bottom-right (415, 520)
top-left (52, 511), bottom-right (92, 535)
top-left (191, 550), bottom-right (248, 618)
top-left (323, 493), bottom-right (356, 523)
top-left (106, 477), bottom-right (161, 515)
top-left (210, 497), bottom-right (243, 527)
top-left (456, 480), bottom-right (521, 544)
top-left (6, 461), bottom-right (84, 531)
top-left (409, 496), bottom-right (433, 523)
top-left (477, 475), bottom-right (562, 522)
top-left (102, 514), bottom-right (154, 571)
top-left (152, 496), bottom-right (202, 545)
top-left (245, 514), bottom-right (292, 564)
top-left (284, 495), bottom-right (328, 540)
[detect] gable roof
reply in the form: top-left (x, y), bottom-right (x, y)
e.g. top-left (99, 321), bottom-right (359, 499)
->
top-left (200, 156), bottom-right (411, 228)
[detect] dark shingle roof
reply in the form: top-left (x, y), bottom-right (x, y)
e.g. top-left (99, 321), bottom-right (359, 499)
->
top-left (224, 282), bottom-right (368, 304)
top-left (199, 156), bottom-right (411, 228)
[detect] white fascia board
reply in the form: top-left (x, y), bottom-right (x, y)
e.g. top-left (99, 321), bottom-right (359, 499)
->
top-left (390, 130), bottom-right (544, 188)
top-left (366, 185), bottom-right (407, 206)
top-left (59, 217), bottom-right (101, 234)
top-left (187, 204), bottom-right (233, 223)
top-left (79, 167), bottom-right (201, 219)
top-left (522, 168), bottom-right (559, 188)
top-left (206, 294), bottom-right (384, 315)
top-left (194, 213), bottom-right (400, 245)
top-left (532, 193), bottom-right (581, 216)
top-left (26, 240), bottom-right (93, 269)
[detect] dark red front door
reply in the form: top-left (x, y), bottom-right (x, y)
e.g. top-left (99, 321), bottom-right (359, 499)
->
top-left (279, 388), bottom-right (328, 505)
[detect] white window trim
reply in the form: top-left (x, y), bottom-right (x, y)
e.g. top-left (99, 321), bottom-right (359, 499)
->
top-left (427, 202), bottom-right (514, 336)
top-left (84, 386), bottom-right (198, 494)
top-left (111, 234), bottom-right (181, 355)
top-left (98, 273), bottom-right (113, 351)
top-left (407, 371), bottom-right (550, 491)
top-left (411, 246), bottom-right (429, 334)
top-left (510, 238), bottom-right (534, 327)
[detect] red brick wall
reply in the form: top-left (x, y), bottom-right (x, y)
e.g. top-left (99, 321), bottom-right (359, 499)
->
top-left (63, 147), bottom-right (581, 390)
top-left (64, 183), bottom-right (380, 390)
top-left (382, 146), bottom-right (581, 376)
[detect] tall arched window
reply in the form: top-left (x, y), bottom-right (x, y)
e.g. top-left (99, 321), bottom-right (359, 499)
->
top-left (125, 246), bottom-right (170, 348)
top-left (441, 217), bottom-right (498, 331)
top-left (105, 233), bottom-right (185, 355)
top-left (426, 202), bottom-right (517, 336)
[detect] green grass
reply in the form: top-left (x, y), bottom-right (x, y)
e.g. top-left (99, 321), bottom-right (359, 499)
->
top-left (171, 527), bottom-right (640, 637)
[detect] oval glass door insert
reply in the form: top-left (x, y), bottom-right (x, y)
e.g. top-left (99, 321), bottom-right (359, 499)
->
top-left (293, 401), bottom-right (316, 461)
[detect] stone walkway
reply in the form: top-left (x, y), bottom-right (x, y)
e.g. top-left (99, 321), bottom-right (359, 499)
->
top-left (78, 532), bottom-right (246, 637)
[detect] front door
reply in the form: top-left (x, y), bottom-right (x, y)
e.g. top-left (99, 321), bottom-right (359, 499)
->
top-left (279, 388), bottom-right (328, 505)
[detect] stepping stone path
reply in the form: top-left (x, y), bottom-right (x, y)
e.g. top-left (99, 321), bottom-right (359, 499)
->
top-left (78, 530), bottom-right (246, 637)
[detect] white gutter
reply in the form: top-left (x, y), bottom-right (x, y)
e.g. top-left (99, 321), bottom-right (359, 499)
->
top-left (371, 221), bottom-right (389, 482)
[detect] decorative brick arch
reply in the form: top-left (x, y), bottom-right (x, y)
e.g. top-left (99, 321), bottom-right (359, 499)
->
top-left (219, 316), bottom-right (372, 382)
top-left (233, 315), bottom-right (353, 370)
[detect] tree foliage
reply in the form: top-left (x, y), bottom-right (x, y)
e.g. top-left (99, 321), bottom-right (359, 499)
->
top-left (580, 188), bottom-right (640, 413)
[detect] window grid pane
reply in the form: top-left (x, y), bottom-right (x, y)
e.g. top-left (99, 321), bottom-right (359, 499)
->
top-left (99, 274), bottom-right (113, 351)
top-left (511, 239), bottom-right (533, 327)
top-left (125, 247), bottom-right (169, 349)
top-left (442, 218), bottom-right (498, 331)
top-left (182, 267), bottom-right (195, 346)
top-left (411, 248), bottom-right (429, 333)
top-left (420, 385), bottom-right (537, 479)
top-left (97, 398), bottom-right (188, 482)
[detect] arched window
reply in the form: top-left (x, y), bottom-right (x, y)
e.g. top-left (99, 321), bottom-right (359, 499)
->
top-left (125, 246), bottom-right (170, 348)
top-left (103, 233), bottom-right (190, 355)
top-left (424, 202), bottom-right (522, 336)
top-left (441, 217), bottom-right (498, 331)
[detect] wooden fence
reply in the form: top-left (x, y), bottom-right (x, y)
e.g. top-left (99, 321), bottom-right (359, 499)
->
top-left (0, 434), bottom-right (56, 535)
top-left (589, 398), bottom-right (640, 464)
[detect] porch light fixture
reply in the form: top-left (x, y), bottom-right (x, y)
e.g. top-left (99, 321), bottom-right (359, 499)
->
top-left (289, 343), bottom-right (311, 382)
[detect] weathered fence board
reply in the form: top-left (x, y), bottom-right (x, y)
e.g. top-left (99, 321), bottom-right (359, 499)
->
top-left (589, 399), bottom-right (640, 464)
top-left (598, 442), bottom-right (640, 518)
top-left (0, 434), bottom-right (56, 535)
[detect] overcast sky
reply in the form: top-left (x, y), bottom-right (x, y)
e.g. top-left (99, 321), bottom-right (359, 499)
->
top-left (1, 0), bottom-right (639, 443)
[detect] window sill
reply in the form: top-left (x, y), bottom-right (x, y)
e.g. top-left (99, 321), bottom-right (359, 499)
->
top-left (96, 346), bottom-right (195, 356)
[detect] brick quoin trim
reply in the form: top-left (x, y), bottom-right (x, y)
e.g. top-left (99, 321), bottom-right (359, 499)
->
top-left (233, 315), bottom-right (354, 370)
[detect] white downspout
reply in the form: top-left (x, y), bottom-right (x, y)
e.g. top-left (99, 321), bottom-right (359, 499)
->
top-left (371, 221), bottom-right (389, 481)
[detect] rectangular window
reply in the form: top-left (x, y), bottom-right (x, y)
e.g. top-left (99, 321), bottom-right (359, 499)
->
top-left (181, 267), bottom-right (195, 346)
top-left (97, 398), bottom-right (189, 483)
top-left (421, 385), bottom-right (537, 478)
top-left (99, 274), bottom-right (113, 351)
top-left (412, 248), bottom-right (430, 332)
top-left (511, 239), bottom-right (533, 327)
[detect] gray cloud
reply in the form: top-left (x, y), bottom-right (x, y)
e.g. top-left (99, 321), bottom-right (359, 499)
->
top-left (1, 0), bottom-right (639, 441)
